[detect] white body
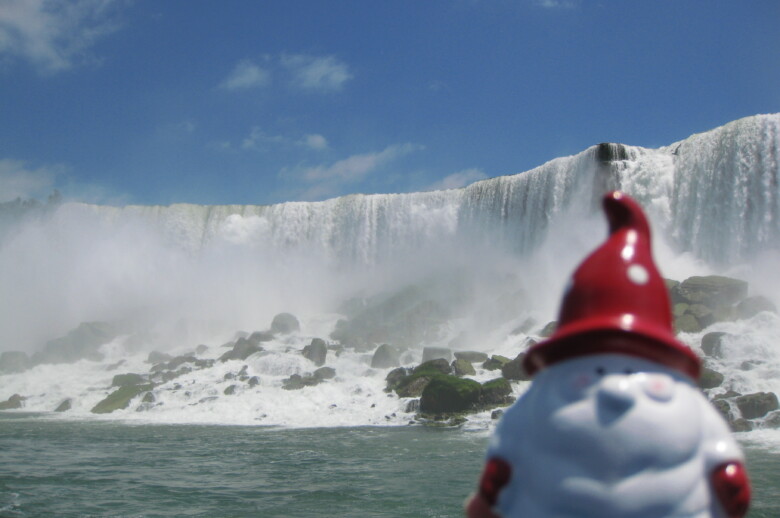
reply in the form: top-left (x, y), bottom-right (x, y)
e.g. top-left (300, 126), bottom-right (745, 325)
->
top-left (488, 354), bottom-right (742, 518)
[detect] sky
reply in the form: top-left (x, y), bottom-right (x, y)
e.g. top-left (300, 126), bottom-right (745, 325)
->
top-left (0, 0), bottom-right (778, 207)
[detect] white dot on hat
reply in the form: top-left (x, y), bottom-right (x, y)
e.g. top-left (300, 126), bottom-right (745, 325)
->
top-left (627, 264), bottom-right (649, 285)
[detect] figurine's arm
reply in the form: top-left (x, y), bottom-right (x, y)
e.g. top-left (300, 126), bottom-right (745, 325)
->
top-left (465, 457), bottom-right (511, 518)
top-left (710, 462), bottom-right (750, 518)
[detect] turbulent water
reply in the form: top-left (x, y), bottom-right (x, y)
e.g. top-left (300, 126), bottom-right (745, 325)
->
top-left (1, 114), bottom-right (780, 515)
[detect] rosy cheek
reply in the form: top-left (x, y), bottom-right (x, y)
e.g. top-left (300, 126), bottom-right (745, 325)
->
top-left (561, 373), bottom-right (593, 400)
top-left (642, 374), bottom-right (675, 402)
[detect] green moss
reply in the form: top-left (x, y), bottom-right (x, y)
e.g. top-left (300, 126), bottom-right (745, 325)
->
top-left (420, 375), bottom-right (481, 414)
top-left (91, 384), bottom-right (154, 414)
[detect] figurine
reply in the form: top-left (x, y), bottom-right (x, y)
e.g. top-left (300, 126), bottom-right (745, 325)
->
top-left (466, 191), bottom-right (750, 518)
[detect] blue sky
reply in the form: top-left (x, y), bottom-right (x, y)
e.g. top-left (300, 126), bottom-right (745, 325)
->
top-left (0, 0), bottom-right (778, 206)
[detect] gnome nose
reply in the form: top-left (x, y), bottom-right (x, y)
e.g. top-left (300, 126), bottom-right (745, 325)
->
top-left (597, 376), bottom-right (636, 416)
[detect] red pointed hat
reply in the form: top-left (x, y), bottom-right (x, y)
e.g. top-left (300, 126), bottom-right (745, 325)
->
top-left (523, 191), bottom-right (700, 380)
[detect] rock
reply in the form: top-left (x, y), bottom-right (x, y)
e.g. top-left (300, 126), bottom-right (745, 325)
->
top-left (224, 372), bottom-right (235, 381)
top-left (111, 373), bottom-right (146, 387)
top-left (674, 314), bottom-right (702, 334)
top-left (419, 376), bottom-right (482, 414)
top-left (54, 398), bottom-right (72, 412)
top-left (480, 378), bottom-right (513, 406)
top-left (34, 321), bottom-right (119, 365)
top-left (385, 367), bottom-right (409, 392)
top-left (701, 332), bottom-right (729, 358)
top-left (730, 418), bottom-right (754, 432)
top-left (168, 355), bottom-right (197, 370)
top-left (491, 409), bottom-right (504, 420)
top-left (224, 384), bottom-right (237, 395)
top-left (248, 376), bottom-right (260, 387)
top-left (313, 366), bottom-right (336, 381)
top-left (737, 296), bottom-right (777, 319)
top-left (302, 338), bottom-right (327, 367)
top-left (142, 392), bottom-right (155, 403)
top-left (736, 392), bottom-right (780, 419)
top-left (501, 353), bottom-right (530, 381)
top-left (714, 390), bottom-right (741, 400)
top-left (0, 351), bottom-right (30, 374)
top-left (371, 344), bottom-right (401, 368)
top-left (405, 399), bottom-right (421, 413)
top-left (699, 367), bottom-right (724, 389)
top-left (249, 331), bottom-right (275, 343)
top-left (762, 411), bottom-right (780, 429)
top-left (271, 313), bottom-right (300, 335)
top-left (0, 394), bottom-right (25, 410)
top-left (219, 338), bottom-right (262, 362)
top-left (413, 359), bottom-right (452, 376)
top-left (538, 321), bottom-right (557, 337)
top-left (452, 358), bottom-right (476, 376)
top-left (596, 142), bottom-right (629, 162)
top-left (195, 344), bottom-right (208, 355)
top-left (453, 351), bottom-right (488, 363)
top-left (282, 374), bottom-right (320, 390)
top-left (510, 318), bottom-right (536, 336)
top-left (672, 276), bottom-right (748, 307)
top-left (91, 384), bottom-right (154, 414)
top-left (483, 355), bottom-right (511, 371)
top-left (711, 399), bottom-right (731, 421)
top-left (397, 376), bottom-right (433, 398)
top-left (422, 347), bottom-right (452, 363)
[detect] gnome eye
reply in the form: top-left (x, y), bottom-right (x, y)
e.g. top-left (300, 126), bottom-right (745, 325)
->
top-left (642, 373), bottom-right (675, 402)
top-left (595, 367), bottom-right (606, 376)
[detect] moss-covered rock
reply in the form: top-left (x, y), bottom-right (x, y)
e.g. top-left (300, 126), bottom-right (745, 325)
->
top-left (501, 353), bottom-right (530, 381)
top-left (111, 373), bottom-right (146, 387)
top-left (303, 338), bottom-right (327, 367)
top-left (413, 359), bottom-right (452, 376)
top-left (91, 384), bottom-right (154, 414)
top-left (480, 378), bottom-right (513, 406)
top-left (0, 394), bottom-right (24, 410)
top-left (219, 338), bottom-right (263, 362)
top-left (371, 343), bottom-right (401, 368)
top-left (736, 392), bottom-right (779, 419)
top-left (672, 276), bottom-right (748, 307)
top-left (419, 376), bottom-right (481, 414)
top-left (701, 332), bottom-right (729, 358)
top-left (385, 367), bottom-right (409, 392)
top-left (452, 358), bottom-right (476, 376)
top-left (453, 351), bottom-right (489, 363)
top-left (674, 314), bottom-right (702, 334)
top-left (699, 367), bottom-right (724, 389)
top-left (482, 355), bottom-right (511, 371)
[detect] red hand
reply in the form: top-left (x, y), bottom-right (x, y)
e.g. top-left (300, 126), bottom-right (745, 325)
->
top-left (711, 462), bottom-right (750, 518)
top-left (478, 457), bottom-right (512, 506)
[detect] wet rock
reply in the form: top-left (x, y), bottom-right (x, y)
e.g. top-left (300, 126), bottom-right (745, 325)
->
top-left (453, 351), bottom-right (488, 363)
top-left (313, 366), bottom-right (336, 381)
top-left (714, 390), bottom-right (742, 400)
top-left (371, 343), bottom-right (401, 369)
top-left (405, 399), bottom-right (420, 413)
top-left (712, 399), bottom-right (731, 421)
top-left (168, 355), bottom-right (198, 370)
top-left (397, 376), bottom-right (432, 398)
top-left (736, 392), bottom-right (779, 419)
top-left (737, 296), bottom-right (777, 319)
top-left (91, 384), bottom-right (154, 414)
top-left (282, 373), bottom-right (320, 390)
top-left (224, 384), bottom-right (237, 396)
top-left (480, 378), bottom-right (513, 407)
top-left (671, 276), bottom-right (748, 307)
top-left (731, 418), bottom-right (754, 432)
top-left (674, 314), bottom-right (702, 334)
top-left (761, 411), bottom-right (780, 429)
top-left (501, 353), bottom-right (530, 381)
top-left (452, 358), bottom-right (476, 376)
top-left (422, 347), bottom-right (452, 363)
top-left (219, 338), bottom-right (262, 362)
top-left (0, 351), bottom-right (30, 374)
top-left (701, 332), bottom-right (729, 358)
top-left (249, 331), bottom-right (274, 343)
top-left (420, 376), bottom-right (481, 414)
top-left (195, 344), bottom-right (208, 355)
top-left (596, 142), bottom-right (629, 162)
top-left (483, 355), bottom-right (511, 371)
top-left (302, 338), bottom-right (327, 367)
top-left (53, 398), bottom-right (72, 412)
top-left (491, 409), bottom-right (505, 420)
top-left (271, 313), bottom-right (300, 335)
top-left (385, 367), bottom-right (409, 392)
top-left (413, 359), bottom-right (451, 376)
top-left (111, 373), bottom-right (146, 387)
top-left (0, 394), bottom-right (25, 410)
top-left (699, 367), bottom-right (724, 389)
top-left (248, 376), bottom-right (260, 387)
top-left (142, 392), bottom-right (155, 403)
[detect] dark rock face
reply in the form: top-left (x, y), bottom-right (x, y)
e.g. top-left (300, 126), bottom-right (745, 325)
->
top-left (271, 313), bottom-right (300, 335)
top-left (385, 367), bottom-right (409, 392)
top-left (91, 384), bottom-right (154, 414)
top-left (452, 358), bottom-right (476, 376)
top-left (422, 347), bottom-right (452, 363)
top-left (248, 376), bottom-right (260, 387)
top-left (501, 353), bottom-right (530, 381)
top-left (224, 384), bottom-right (237, 395)
top-left (453, 351), bottom-right (488, 363)
top-left (671, 276), bottom-right (748, 307)
top-left (302, 339), bottom-right (327, 367)
top-left (0, 394), bottom-right (24, 410)
top-left (737, 296), bottom-right (777, 319)
top-left (735, 392), bottom-right (779, 419)
top-left (282, 373), bottom-right (320, 390)
top-left (111, 373), bottom-right (146, 387)
top-left (0, 351), bottom-right (30, 374)
top-left (699, 367), bottom-right (725, 389)
top-left (701, 332), bottom-right (730, 358)
top-left (219, 338), bottom-right (262, 362)
top-left (313, 367), bottom-right (336, 381)
top-left (54, 398), bottom-right (72, 412)
top-left (413, 359), bottom-right (451, 376)
top-left (482, 355), bottom-right (510, 371)
top-left (480, 378), bottom-right (513, 406)
top-left (596, 142), bottom-right (629, 163)
top-left (419, 376), bottom-right (482, 414)
top-left (370, 344), bottom-right (401, 369)
top-left (33, 321), bottom-right (119, 365)
top-left (249, 331), bottom-right (275, 343)
top-left (147, 351), bottom-right (172, 364)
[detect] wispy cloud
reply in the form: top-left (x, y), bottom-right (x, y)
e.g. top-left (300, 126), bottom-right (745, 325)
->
top-left (237, 127), bottom-right (329, 152)
top-left (0, 0), bottom-right (126, 73)
top-left (535, 0), bottom-right (579, 9)
top-left (281, 54), bottom-right (353, 92)
top-left (241, 126), bottom-right (286, 150)
top-left (0, 158), bottom-right (59, 202)
top-left (301, 134), bottom-right (328, 150)
top-left (301, 144), bottom-right (421, 182)
top-left (219, 59), bottom-right (271, 90)
top-left (426, 168), bottom-right (488, 191)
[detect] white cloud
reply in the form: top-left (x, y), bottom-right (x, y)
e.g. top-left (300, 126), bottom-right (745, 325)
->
top-left (427, 168), bottom-right (488, 191)
top-left (536, 0), bottom-right (579, 8)
top-left (0, 159), bottom-right (59, 202)
top-left (219, 59), bottom-right (271, 90)
top-left (0, 0), bottom-right (125, 73)
top-left (241, 126), bottom-right (286, 150)
top-left (281, 54), bottom-right (352, 92)
top-left (301, 134), bottom-right (328, 150)
top-left (302, 143), bottom-right (421, 182)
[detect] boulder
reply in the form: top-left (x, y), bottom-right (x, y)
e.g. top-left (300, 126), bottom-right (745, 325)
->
top-left (413, 359), bottom-right (452, 376)
top-left (419, 376), bottom-right (482, 414)
top-left (483, 355), bottom-right (511, 371)
top-left (111, 373), bottom-right (146, 387)
top-left (502, 353), bottom-right (530, 381)
top-left (302, 339), bottom-right (327, 367)
top-left (701, 332), bottom-right (729, 358)
top-left (34, 321), bottom-right (119, 365)
top-left (371, 344), bottom-right (401, 369)
top-left (248, 376), bottom-right (260, 387)
top-left (397, 376), bottom-right (432, 398)
top-left (282, 374), bottom-right (320, 390)
top-left (730, 419), bottom-right (754, 433)
top-left (0, 351), bottom-right (30, 374)
top-left (54, 398), bottom-right (72, 412)
top-left (385, 367), bottom-right (410, 392)
top-left (271, 313), bottom-right (300, 335)
top-left (672, 276), bottom-right (748, 307)
top-left (224, 384), bottom-right (237, 395)
top-left (699, 367), bottom-right (724, 389)
top-left (195, 344), bottom-right (209, 355)
top-left (405, 399), bottom-right (421, 413)
top-left (91, 384), bottom-right (154, 414)
top-left (219, 338), bottom-right (262, 362)
top-left (422, 347), bottom-right (452, 363)
top-left (168, 355), bottom-right (197, 370)
top-left (762, 411), bottom-right (780, 429)
top-left (249, 331), bottom-right (275, 343)
top-left (737, 296), bottom-right (777, 319)
top-left (452, 358), bottom-right (476, 376)
top-left (674, 314), bottom-right (702, 334)
top-left (735, 392), bottom-right (779, 419)
top-left (491, 409), bottom-right (505, 420)
top-left (480, 378), bottom-right (513, 406)
top-left (453, 351), bottom-right (489, 363)
top-left (141, 392), bottom-right (155, 403)
top-left (0, 394), bottom-right (24, 410)
top-left (313, 366), bottom-right (336, 381)
top-left (711, 399), bottom-right (731, 421)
